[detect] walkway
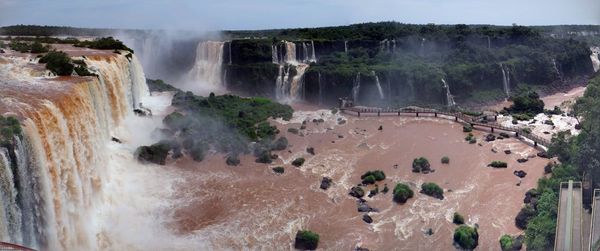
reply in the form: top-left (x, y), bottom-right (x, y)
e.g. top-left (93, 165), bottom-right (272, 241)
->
top-left (341, 106), bottom-right (551, 148)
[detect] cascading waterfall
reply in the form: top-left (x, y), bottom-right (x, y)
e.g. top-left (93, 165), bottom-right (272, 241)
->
top-left (228, 41), bottom-right (233, 65)
top-left (352, 73), bottom-right (361, 103)
top-left (380, 39), bottom-right (396, 53)
top-left (487, 36), bottom-right (491, 49)
top-left (500, 63), bottom-right (511, 98)
top-left (309, 41), bottom-right (316, 63)
top-left (420, 38), bottom-right (426, 56)
top-left (372, 71), bottom-right (384, 99)
top-left (591, 47), bottom-right (600, 72)
top-left (552, 58), bottom-right (564, 82)
top-left (187, 41), bottom-right (225, 91)
top-left (0, 53), bottom-right (150, 250)
top-left (344, 41), bottom-right (348, 54)
top-left (271, 40), bottom-right (313, 102)
top-left (318, 72), bottom-right (323, 105)
top-left (441, 78), bottom-right (456, 107)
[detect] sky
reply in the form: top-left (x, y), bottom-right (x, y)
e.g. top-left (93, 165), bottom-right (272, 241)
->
top-left (0, 0), bottom-right (599, 31)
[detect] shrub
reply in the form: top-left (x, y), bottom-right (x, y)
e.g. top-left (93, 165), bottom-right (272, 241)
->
top-left (39, 51), bottom-right (74, 76)
top-left (362, 175), bottom-right (376, 185)
top-left (489, 161), bottom-right (508, 168)
top-left (499, 132), bottom-right (510, 138)
top-left (294, 230), bottom-right (319, 250)
top-left (30, 41), bottom-right (49, 53)
top-left (361, 170), bottom-right (385, 181)
top-left (453, 212), bottom-right (465, 225)
top-left (465, 133), bottom-right (474, 141)
top-left (73, 65), bottom-right (95, 76)
top-left (349, 186), bottom-right (365, 198)
top-left (499, 235), bottom-right (514, 251)
top-left (393, 183), bottom-right (414, 203)
top-left (463, 126), bottom-right (473, 132)
top-left (146, 79), bottom-right (179, 92)
top-left (255, 150), bottom-right (272, 164)
top-left (287, 127), bottom-right (299, 134)
top-left (469, 138), bottom-right (477, 144)
top-left (272, 166), bottom-right (284, 174)
top-left (453, 225), bottom-right (479, 250)
top-left (292, 157), bottom-right (305, 167)
top-left (421, 182), bottom-right (444, 199)
top-left (412, 157), bottom-right (431, 173)
top-left (382, 184), bottom-right (389, 194)
top-left (522, 127), bottom-right (532, 134)
top-left (0, 116), bottom-right (22, 146)
top-left (76, 37), bottom-right (133, 52)
top-left (441, 156), bottom-right (450, 164)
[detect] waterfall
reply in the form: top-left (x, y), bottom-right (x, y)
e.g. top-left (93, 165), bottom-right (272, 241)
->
top-left (0, 53), bottom-right (150, 250)
top-left (352, 73), bottom-right (361, 103)
top-left (372, 71), bottom-right (384, 99)
top-left (380, 39), bottom-right (396, 53)
top-left (420, 38), bottom-right (426, 56)
top-left (309, 41), bottom-right (316, 63)
top-left (228, 41), bottom-right (233, 65)
top-left (591, 47), bottom-right (600, 72)
top-left (487, 36), bottom-right (491, 49)
top-left (271, 40), bottom-right (310, 102)
top-left (500, 63), bottom-right (511, 98)
top-left (344, 41), bottom-right (348, 54)
top-left (318, 72), bottom-right (322, 105)
top-left (187, 41), bottom-right (225, 91)
top-left (441, 78), bottom-right (456, 107)
top-left (552, 58), bottom-right (564, 82)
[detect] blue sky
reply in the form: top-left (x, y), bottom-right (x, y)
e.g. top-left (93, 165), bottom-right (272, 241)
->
top-left (0, 0), bottom-right (598, 30)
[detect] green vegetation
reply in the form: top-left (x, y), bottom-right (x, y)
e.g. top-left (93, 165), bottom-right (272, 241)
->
top-left (294, 230), bottom-right (319, 250)
top-left (75, 37), bottom-right (133, 52)
top-left (272, 166), bottom-right (284, 174)
top-left (292, 157), bottom-right (305, 167)
top-left (412, 157), bottom-right (431, 173)
top-left (489, 161), bottom-right (508, 168)
top-left (441, 156), bottom-right (450, 164)
top-left (420, 182), bottom-right (444, 199)
top-left (453, 212), bottom-right (465, 225)
top-left (146, 79), bottom-right (180, 92)
top-left (462, 126), bottom-right (473, 132)
top-left (453, 225), bottom-right (479, 250)
top-left (39, 51), bottom-right (74, 76)
top-left (0, 116), bottom-right (22, 147)
top-left (393, 183), bottom-right (414, 203)
top-left (8, 41), bottom-right (50, 53)
top-left (499, 235), bottom-right (514, 251)
top-left (505, 88), bottom-right (545, 118)
top-left (360, 170), bottom-right (386, 184)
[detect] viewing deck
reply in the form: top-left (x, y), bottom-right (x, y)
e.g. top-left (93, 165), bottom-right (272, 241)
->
top-left (555, 181), bottom-right (583, 251)
top-left (341, 106), bottom-right (551, 149)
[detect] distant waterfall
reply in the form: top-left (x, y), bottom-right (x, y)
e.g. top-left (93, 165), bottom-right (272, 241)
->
top-left (344, 41), bottom-right (348, 54)
top-left (271, 40), bottom-right (312, 102)
top-left (420, 38), bottom-right (426, 56)
top-left (352, 73), bottom-right (361, 103)
top-left (380, 39), bottom-right (396, 53)
top-left (187, 41), bottom-right (225, 91)
top-left (500, 63), bottom-right (511, 98)
top-left (487, 36), bottom-right (491, 49)
top-left (318, 72), bottom-right (323, 105)
top-left (441, 78), bottom-right (456, 107)
top-left (228, 41), bottom-right (232, 65)
top-left (591, 47), bottom-right (600, 72)
top-left (372, 71), bottom-right (384, 99)
top-left (552, 58), bottom-right (564, 82)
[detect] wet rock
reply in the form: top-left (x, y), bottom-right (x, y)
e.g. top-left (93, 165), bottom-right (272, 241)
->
top-left (485, 134), bottom-right (496, 142)
top-left (362, 214), bottom-right (373, 224)
top-left (357, 200), bottom-right (378, 212)
top-left (512, 235), bottom-right (524, 250)
top-left (513, 170), bottom-right (527, 178)
top-left (320, 177), bottom-right (332, 190)
top-left (537, 151), bottom-right (550, 158)
top-left (499, 132), bottom-right (510, 138)
top-left (306, 147), bottom-right (315, 155)
top-left (226, 155), bottom-right (240, 166)
top-left (133, 107), bottom-right (152, 116)
top-left (349, 186), bottom-right (365, 198)
top-left (354, 247), bottom-right (370, 251)
top-left (575, 123), bottom-right (582, 130)
top-left (300, 125), bottom-right (307, 130)
top-left (504, 150), bottom-right (512, 154)
top-left (425, 228), bottom-right (434, 236)
top-left (337, 134), bottom-right (344, 139)
top-left (517, 158), bottom-right (528, 163)
top-left (338, 120), bottom-right (346, 125)
top-left (111, 137), bottom-right (122, 143)
top-left (491, 148), bottom-right (498, 153)
top-left (378, 125), bottom-right (383, 131)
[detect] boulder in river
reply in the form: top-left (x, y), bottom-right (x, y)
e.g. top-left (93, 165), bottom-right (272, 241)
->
top-left (362, 214), bottom-right (373, 224)
top-left (320, 177), bottom-right (332, 190)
